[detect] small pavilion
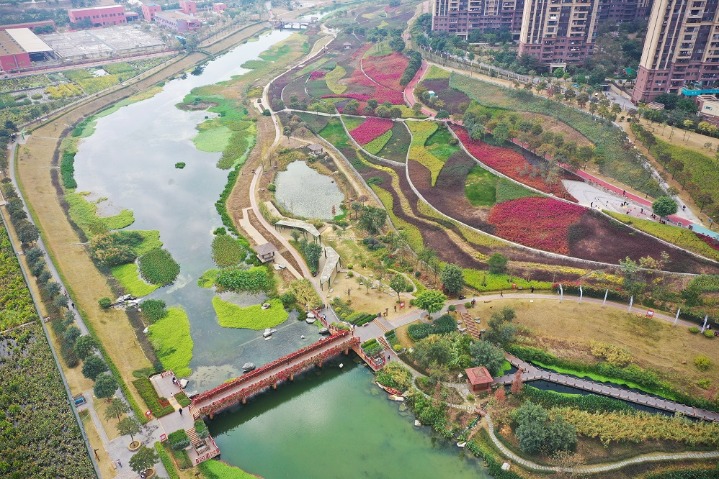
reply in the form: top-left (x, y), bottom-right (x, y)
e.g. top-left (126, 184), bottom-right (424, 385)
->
top-left (465, 366), bottom-right (493, 393)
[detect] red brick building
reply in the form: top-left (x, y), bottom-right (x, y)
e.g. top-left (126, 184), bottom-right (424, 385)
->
top-left (69, 6), bottom-right (127, 27)
top-left (142, 3), bottom-right (163, 22)
top-left (180, 0), bottom-right (198, 15)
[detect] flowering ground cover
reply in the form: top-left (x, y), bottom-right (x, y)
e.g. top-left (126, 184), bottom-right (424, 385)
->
top-left (310, 70), bottom-right (326, 80)
top-left (488, 197), bottom-right (585, 254)
top-left (365, 130), bottom-right (393, 155)
top-left (408, 121), bottom-right (445, 185)
top-left (377, 122), bottom-right (411, 162)
top-left (452, 125), bottom-right (572, 199)
top-left (349, 117), bottom-right (394, 145)
top-left (362, 52), bottom-right (408, 91)
top-left (325, 65), bottom-right (347, 94)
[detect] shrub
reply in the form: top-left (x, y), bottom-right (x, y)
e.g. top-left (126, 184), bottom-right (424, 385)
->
top-left (132, 377), bottom-right (175, 418)
top-left (215, 266), bottom-right (272, 292)
top-left (194, 420), bottom-right (209, 439)
top-left (689, 326), bottom-right (700, 334)
top-left (703, 330), bottom-right (715, 339)
top-left (694, 355), bottom-right (712, 371)
top-left (168, 429), bottom-right (190, 451)
top-left (361, 338), bottom-right (383, 357)
top-left (174, 392), bottom-right (191, 407)
top-left (138, 248), bottom-right (180, 286)
top-left (376, 362), bottom-right (412, 390)
top-left (212, 234), bottom-right (247, 267)
top-left (141, 299), bottom-right (168, 323)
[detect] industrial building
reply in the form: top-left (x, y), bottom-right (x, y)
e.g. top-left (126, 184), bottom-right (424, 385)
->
top-left (68, 5), bottom-right (128, 27)
top-left (632, 0), bottom-right (719, 103)
top-left (0, 28), bottom-right (54, 72)
top-left (154, 11), bottom-right (202, 33)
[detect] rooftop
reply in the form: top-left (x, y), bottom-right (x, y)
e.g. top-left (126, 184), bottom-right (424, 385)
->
top-left (465, 366), bottom-right (493, 386)
top-left (255, 242), bottom-right (278, 256)
top-left (0, 30), bottom-right (25, 56)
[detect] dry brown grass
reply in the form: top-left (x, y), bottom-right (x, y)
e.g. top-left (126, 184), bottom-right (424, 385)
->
top-left (475, 298), bottom-right (718, 396)
top-left (522, 112), bottom-right (593, 147)
top-left (80, 410), bottom-right (116, 478)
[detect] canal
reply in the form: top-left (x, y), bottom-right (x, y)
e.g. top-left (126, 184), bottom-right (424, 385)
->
top-left (72, 27), bottom-right (491, 478)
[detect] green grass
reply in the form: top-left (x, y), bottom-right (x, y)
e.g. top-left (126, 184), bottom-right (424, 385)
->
top-left (465, 166), bottom-right (497, 206)
top-left (212, 297), bottom-right (288, 330)
top-left (365, 41), bottom-right (393, 57)
top-left (463, 269), bottom-right (552, 292)
top-left (654, 139), bottom-right (719, 209)
top-left (449, 74), bottom-right (663, 197)
top-left (319, 118), bottom-right (352, 149)
top-left (495, 178), bottom-right (540, 202)
top-left (132, 230), bottom-right (163, 256)
top-left (423, 65), bottom-right (450, 80)
top-left (198, 269), bottom-right (219, 288)
top-left (65, 192), bottom-right (134, 236)
top-left (199, 459), bottom-right (258, 479)
top-left (407, 121), bottom-right (445, 185)
top-left (343, 115), bottom-right (365, 131)
top-left (148, 307), bottom-right (193, 378)
top-left (194, 123), bottom-right (233, 153)
top-left (425, 125), bottom-right (459, 161)
top-left (605, 211), bottom-right (719, 261)
top-left (371, 185), bottom-right (424, 251)
top-left (155, 443), bottom-right (180, 479)
top-left (111, 263), bottom-right (159, 297)
top-left (212, 234), bottom-right (248, 267)
top-left (377, 122), bottom-right (411, 162)
top-left (325, 65), bottom-right (347, 94)
top-left (364, 129), bottom-right (393, 154)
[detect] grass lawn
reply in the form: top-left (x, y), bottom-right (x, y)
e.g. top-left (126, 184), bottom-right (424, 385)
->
top-left (423, 65), bottom-right (451, 80)
top-left (407, 121), bottom-right (445, 185)
top-left (148, 307), bottom-right (193, 378)
top-left (111, 263), bottom-right (159, 297)
top-left (377, 122), bottom-right (410, 162)
top-left (654, 139), bottom-right (719, 209)
top-left (343, 115), bottom-right (365, 131)
top-left (213, 297), bottom-right (288, 329)
top-left (463, 270), bottom-right (551, 292)
top-left (364, 129), bottom-right (393, 154)
top-left (479, 298), bottom-right (719, 398)
top-left (319, 118), bottom-right (352, 150)
top-left (199, 459), bottom-right (258, 479)
top-left (425, 126), bottom-right (459, 161)
top-left (66, 191), bottom-right (134, 236)
top-left (194, 123), bottom-right (232, 153)
top-left (465, 166), bottom-right (497, 206)
top-left (605, 211), bottom-right (719, 261)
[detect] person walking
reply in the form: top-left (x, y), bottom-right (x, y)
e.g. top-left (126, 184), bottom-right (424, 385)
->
top-left (179, 407), bottom-right (183, 416)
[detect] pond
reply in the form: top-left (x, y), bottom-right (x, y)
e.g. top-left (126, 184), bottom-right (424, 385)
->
top-left (274, 161), bottom-right (344, 220)
top-left (210, 359), bottom-right (491, 479)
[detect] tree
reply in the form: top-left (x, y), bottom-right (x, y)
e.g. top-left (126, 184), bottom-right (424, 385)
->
top-left (469, 340), bottom-right (505, 376)
top-left (511, 370), bottom-right (523, 395)
top-left (93, 372), bottom-right (118, 399)
top-left (283, 126), bottom-right (292, 142)
top-left (487, 253), bottom-right (508, 274)
top-left (358, 206), bottom-right (387, 234)
top-left (440, 264), bottom-right (464, 296)
top-left (417, 248), bottom-right (437, 270)
top-left (104, 397), bottom-right (130, 423)
top-left (514, 401), bottom-right (576, 455)
top-left (82, 355), bottom-right (108, 380)
top-left (129, 445), bottom-right (159, 475)
top-left (652, 195), bottom-right (678, 218)
top-left (74, 335), bottom-right (98, 360)
top-left (493, 123), bottom-right (510, 144)
top-left (16, 220), bottom-right (39, 244)
top-left (389, 274), bottom-right (410, 302)
top-left (484, 306), bottom-right (517, 346)
top-left (414, 289), bottom-right (447, 318)
top-left (117, 417), bottom-right (142, 442)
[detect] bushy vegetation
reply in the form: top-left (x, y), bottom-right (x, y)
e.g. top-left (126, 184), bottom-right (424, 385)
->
top-left (148, 307), bottom-right (193, 377)
top-left (132, 376), bottom-right (175, 418)
top-left (0, 323), bottom-right (95, 478)
top-left (141, 299), bottom-right (168, 323)
top-left (199, 459), bottom-right (258, 479)
top-left (376, 362), bottom-right (413, 390)
top-left (407, 314), bottom-right (457, 340)
top-left (138, 248), bottom-right (180, 286)
top-left (212, 297), bottom-right (288, 329)
top-left (212, 233), bottom-right (248, 267)
top-left (512, 401), bottom-right (576, 455)
top-left (215, 266), bottom-right (273, 292)
top-left (60, 150), bottom-right (77, 189)
top-left (522, 385), bottom-right (633, 413)
top-left (0, 227), bottom-right (37, 330)
top-left (361, 338), bottom-right (384, 356)
top-left (399, 49), bottom-right (422, 86)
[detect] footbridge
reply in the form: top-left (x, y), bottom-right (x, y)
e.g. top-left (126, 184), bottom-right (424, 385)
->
top-left (190, 330), bottom-right (360, 419)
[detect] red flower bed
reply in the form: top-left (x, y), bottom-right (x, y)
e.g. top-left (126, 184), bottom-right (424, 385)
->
top-left (452, 125), bottom-right (571, 199)
top-left (488, 197), bottom-right (585, 254)
top-left (362, 52), bottom-right (408, 91)
top-left (697, 233), bottom-right (719, 252)
top-left (310, 70), bottom-right (326, 80)
top-left (322, 87), bottom-right (404, 105)
top-left (350, 117), bottom-right (394, 144)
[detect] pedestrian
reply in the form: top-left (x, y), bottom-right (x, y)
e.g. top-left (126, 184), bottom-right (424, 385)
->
top-left (116, 459), bottom-right (122, 468)
top-left (393, 305), bottom-right (397, 312)
top-left (622, 190), bottom-right (626, 196)
top-left (530, 286), bottom-right (534, 293)
top-left (640, 208), bottom-right (643, 214)
top-left (93, 449), bottom-right (99, 461)
top-left (179, 407), bottom-right (183, 416)
top-left (500, 291), bottom-right (503, 297)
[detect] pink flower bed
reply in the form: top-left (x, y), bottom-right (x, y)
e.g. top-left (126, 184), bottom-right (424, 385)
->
top-left (362, 52), bottom-right (408, 91)
top-left (310, 70), bottom-right (326, 80)
top-left (452, 126), bottom-right (572, 199)
top-left (488, 197), bottom-right (585, 254)
top-left (350, 118), bottom-right (394, 144)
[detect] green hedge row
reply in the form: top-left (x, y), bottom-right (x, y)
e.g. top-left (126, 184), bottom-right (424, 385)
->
top-left (132, 376), bottom-right (175, 418)
top-left (155, 443), bottom-right (180, 479)
top-left (60, 150), bottom-right (77, 189)
top-left (523, 385), bottom-right (633, 413)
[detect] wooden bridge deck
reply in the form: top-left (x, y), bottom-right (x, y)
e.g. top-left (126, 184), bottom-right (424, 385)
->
top-left (191, 330), bottom-right (359, 418)
top-left (495, 355), bottom-right (719, 422)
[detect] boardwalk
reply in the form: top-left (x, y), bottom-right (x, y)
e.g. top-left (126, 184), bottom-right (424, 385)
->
top-left (191, 331), bottom-right (359, 419)
top-left (495, 355), bottom-right (719, 422)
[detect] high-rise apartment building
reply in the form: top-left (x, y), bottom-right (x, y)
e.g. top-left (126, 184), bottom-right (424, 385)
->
top-left (431, 0), bottom-right (525, 38)
top-left (518, 0), bottom-right (602, 67)
top-left (632, 0), bottom-right (719, 103)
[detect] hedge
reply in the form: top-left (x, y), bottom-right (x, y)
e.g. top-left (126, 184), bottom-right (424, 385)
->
top-left (522, 385), bottom-right (633, 413)
top-left (132, 376), bottom-right (175, 418)
top-left (155, 443), bottom-right (180, 479)
top-left (168, 429), bottom-right (190, 450)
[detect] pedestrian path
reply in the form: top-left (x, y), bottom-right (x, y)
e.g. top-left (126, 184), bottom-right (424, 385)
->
top-left (494, 355), bottom-right (719, 422)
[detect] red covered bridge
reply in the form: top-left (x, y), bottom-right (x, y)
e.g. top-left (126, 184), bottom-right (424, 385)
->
top-left (190, 330), bottom-right (360, 419)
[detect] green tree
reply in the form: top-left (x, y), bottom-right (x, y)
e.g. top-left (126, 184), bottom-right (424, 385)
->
top-left (487, 253), bottom-right (508, 274)
top-left (440, 264), bottom-right (464, 296)
top-left (652, 195), bottom-right (678, 218)
top-left (93, 373), bottom-right (118, 399)
top-left (73, 335), bottom-right (98, 360)
top-left (484, 306), bottom-right (517, 347)
top-left (82, 356), bottom-right (108, 380)
top-left (117, 417), bottom-right (141, 442)
top-left (389, 274), bottom-right (410, 302)
top-left (104, 397), bottom-right (130, 423)
top-left (98, 297), bottom-right (112, 309)
top-left (493, 123), bottom-right (510, 144)
top-left (16, 220), bottom-right (39, 244)
top-left (469, 340), bottom-right (505, 376)
top-left (514, 401), bottom-right (576, 455)
top-left (359, 206), bottom-right (387, 234)
top-left (414, 289), bottom-right (447, 318)
top-left (129, 445), bottom-right (159, 475)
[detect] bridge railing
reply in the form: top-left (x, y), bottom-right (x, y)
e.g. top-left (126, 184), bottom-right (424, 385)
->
top-left (192, 330), bottom-right (353, 404)
top-left (195, 337), bottom-right (360, 417)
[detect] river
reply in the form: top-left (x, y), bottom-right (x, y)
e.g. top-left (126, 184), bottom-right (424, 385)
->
top-left (72, 28), bottom-right (490, 479)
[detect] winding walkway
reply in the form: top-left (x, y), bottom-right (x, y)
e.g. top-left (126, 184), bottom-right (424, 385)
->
top-left (483, 414), bottom-right (719, 474)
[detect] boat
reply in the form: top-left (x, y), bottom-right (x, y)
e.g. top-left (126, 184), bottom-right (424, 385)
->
top-left (456, 442), bottom-right (466, 448)
top-left (389, 394), bottom-right (405, 402)
top-left (179, 379), bottom-right (189, 389)
top-left (305, 313), bottom-right (316, 324)
top-left (242, 362), bottom-right (255, 373)
top-left (376, 383), bottom-right (403, 397)
top-left (263, 328), bottom-right (273, 338)
top-left (318, 327), bottom-right (330, 335)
